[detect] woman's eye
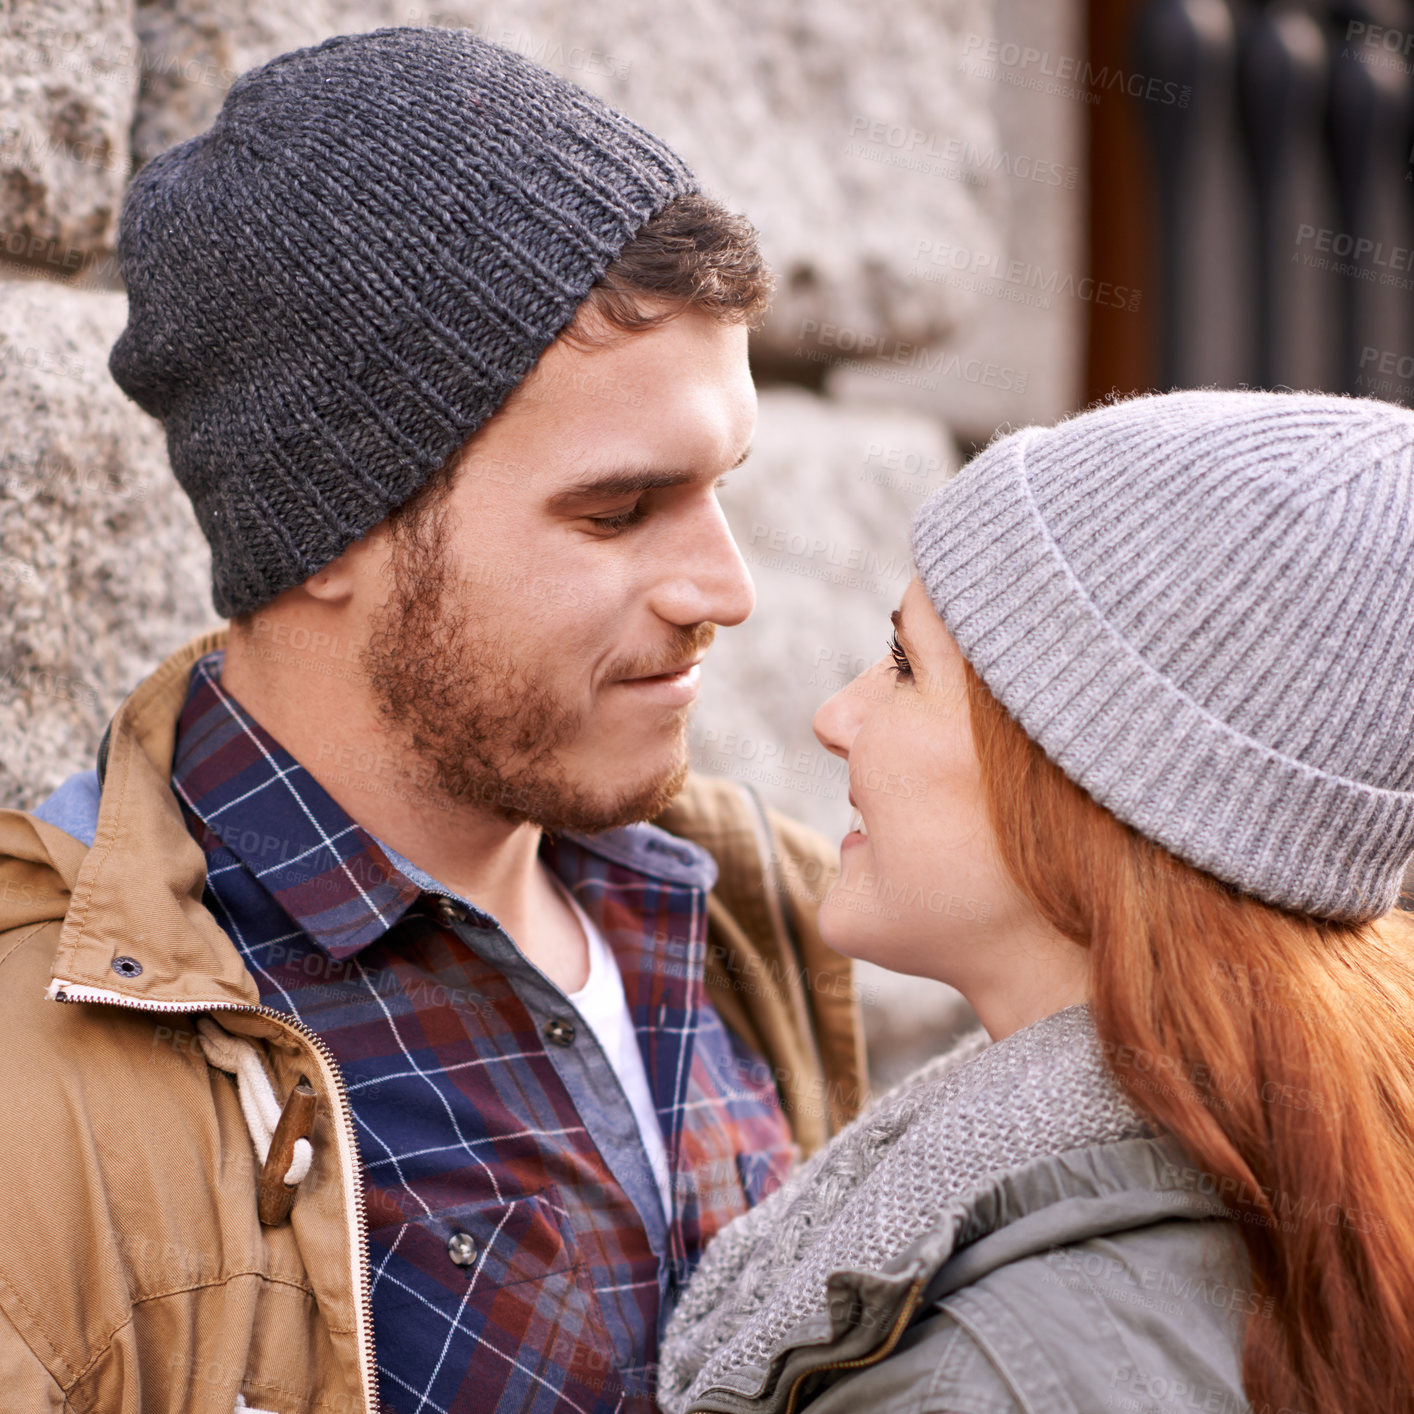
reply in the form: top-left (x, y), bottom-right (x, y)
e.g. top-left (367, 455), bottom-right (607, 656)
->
top-left (587, 503), bottom-right (647, 532)
top-left (888, 630), bottom-right (913, 681)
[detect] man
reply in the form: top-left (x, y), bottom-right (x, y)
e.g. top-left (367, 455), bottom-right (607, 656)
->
top-left (0, 27), bottom-right (864, 1414)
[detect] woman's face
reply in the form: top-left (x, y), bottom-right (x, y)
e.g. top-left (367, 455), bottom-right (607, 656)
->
top-left (811, 576), bottom-right (1090, 1040)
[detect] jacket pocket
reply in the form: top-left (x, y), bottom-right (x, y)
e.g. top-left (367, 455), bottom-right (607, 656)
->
top-left (368, 1185), bottom-right (628, 1414)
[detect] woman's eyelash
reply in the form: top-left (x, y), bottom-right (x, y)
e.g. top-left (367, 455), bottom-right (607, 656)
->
top-left (888, 630), bottom-right (913, 680)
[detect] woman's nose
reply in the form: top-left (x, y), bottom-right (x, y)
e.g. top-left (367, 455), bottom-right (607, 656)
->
top-left (813, 676), bottom-right (865, 760)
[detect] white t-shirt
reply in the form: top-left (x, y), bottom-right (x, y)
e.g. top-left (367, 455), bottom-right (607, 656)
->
top-left (554, 874), bottom-right (674, 1224)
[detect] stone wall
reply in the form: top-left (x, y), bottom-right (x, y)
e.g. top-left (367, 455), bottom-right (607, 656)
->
top-left (0, 0), bottom-right (1085, 1088)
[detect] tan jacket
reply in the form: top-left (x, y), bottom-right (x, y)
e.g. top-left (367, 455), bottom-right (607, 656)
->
top-left (0, 628), bottom-right (864, 1413)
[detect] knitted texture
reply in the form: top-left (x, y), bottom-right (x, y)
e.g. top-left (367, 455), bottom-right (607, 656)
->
top-left (911, 389), bottom-right (1414, 924)
top-left (657, 1004), bottom-right (1151, 1411)
top-left (108, 26), bottom-right (699, 618)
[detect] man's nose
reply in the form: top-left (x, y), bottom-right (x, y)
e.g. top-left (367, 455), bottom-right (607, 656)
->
top-left (654, 496), bottom-right (756, 628)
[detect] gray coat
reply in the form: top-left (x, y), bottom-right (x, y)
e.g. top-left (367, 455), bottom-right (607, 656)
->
top-left (661, 1009), bottom-right (1255, 1414)
top-left (789, 1136), bottom-right (1252, 1414)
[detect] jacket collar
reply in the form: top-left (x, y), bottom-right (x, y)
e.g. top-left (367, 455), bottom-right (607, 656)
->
top-left (40, 627), bottom-right (262, 1008)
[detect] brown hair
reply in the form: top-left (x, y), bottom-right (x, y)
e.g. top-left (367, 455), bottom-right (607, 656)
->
top-left (960, 654), bottom-right (1414, 1413)
top-left (561, 189), bottom-right (776, 345)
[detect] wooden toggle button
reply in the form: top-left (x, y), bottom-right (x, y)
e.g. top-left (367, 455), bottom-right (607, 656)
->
top-left (258, 1077), bottom-right (318, 1227)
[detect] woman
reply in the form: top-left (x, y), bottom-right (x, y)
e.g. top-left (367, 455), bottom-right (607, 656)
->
top-left (657, 389), bottom-right (1414, 1414)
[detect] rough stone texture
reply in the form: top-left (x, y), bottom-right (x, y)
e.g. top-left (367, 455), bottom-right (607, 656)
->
top-left (133, 0), bottom-right (1006, 363)
top-left (825, 0), bottom-right (1087, 442)
top-left (0, 0), bottom-right (139, 259)
top-left (0, 278), bottom-right (221, 806)
top-left (691, 385), bottom-right (978, 1078)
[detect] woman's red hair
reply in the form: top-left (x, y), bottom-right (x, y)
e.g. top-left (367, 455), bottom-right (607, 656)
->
top-left (961, 654), bottom-right (1414, 1413)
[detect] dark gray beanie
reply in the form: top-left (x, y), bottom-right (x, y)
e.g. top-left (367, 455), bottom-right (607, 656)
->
top-left (108, 26), bottom-right (699, 618)
top-left (911, 388), bottom-right (1414, 924)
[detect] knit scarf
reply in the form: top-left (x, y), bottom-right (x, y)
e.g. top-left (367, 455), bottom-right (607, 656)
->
top-left (657, 1003), bottom-right (1152, 1412)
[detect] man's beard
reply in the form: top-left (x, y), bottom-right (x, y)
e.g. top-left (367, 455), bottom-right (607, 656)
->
top-left (360, 511), bottom-right (712, 834)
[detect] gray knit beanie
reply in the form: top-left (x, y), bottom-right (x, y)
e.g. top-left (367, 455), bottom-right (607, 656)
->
top-left (911, 388), bottom-right (1414, 924)
top-left (108, 26), bottom-right (699, 618)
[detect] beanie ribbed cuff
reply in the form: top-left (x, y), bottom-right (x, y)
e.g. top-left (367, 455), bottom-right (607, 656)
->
top-left (912, 425), bottom-right (1414, 923)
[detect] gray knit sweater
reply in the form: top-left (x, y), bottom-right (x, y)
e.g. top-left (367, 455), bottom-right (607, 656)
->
top-left (657, 1003), bottom-right (1152, 1412)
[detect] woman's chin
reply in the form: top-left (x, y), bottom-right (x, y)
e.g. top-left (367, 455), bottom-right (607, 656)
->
top-left (817, 882), bottom-right (886, 962)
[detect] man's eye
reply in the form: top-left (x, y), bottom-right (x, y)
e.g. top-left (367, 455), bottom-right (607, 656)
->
top-left (587, 503), bottom-right (647, 532)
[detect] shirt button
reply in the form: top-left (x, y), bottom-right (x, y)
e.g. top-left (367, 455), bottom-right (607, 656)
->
top-left (447, 1230), bottom-right (478, 1268)
top-left (434, 896), bottom-right (467, 925)
top-left (543, 1017), bottom-right (576, 1047)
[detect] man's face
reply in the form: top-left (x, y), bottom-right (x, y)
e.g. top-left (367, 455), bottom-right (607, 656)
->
top-left (355, 304), bottom-right (757, 833)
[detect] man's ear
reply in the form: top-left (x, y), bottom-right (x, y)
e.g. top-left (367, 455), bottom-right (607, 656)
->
top-left (301, 524), bottom-right (387, 607)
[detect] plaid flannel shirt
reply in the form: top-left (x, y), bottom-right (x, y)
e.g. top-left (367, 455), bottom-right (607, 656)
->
top-left (170, 650), bottom-right (797, 1413)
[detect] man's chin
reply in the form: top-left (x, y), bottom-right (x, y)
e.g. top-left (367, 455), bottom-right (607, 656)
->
top-left (474, 750), bottom-right (691, 836)
top-left (543, 754), bottom-right (692, 835)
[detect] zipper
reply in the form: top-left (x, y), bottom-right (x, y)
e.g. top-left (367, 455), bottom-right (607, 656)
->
top-left (684, 1274), bottom-right (926, 1414)
top-left (776, 1275), bottom-right (926, 1414)
top-left (47, 978), bottom-right (380, 1414)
